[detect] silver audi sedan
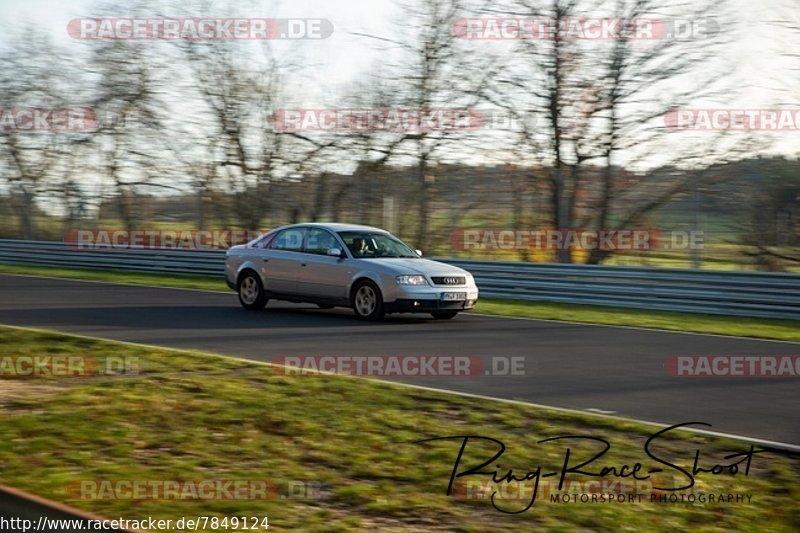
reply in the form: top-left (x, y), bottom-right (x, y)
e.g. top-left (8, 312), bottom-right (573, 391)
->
top-left (225, 223), bottom-right (479, 320)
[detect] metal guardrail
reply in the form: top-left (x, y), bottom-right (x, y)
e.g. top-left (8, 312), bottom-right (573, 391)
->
top-left (0, 239), bottom-right (224, 276)
top-left (0, 239), bottom-right (798, 320)
top-left (442, 259), bottom-right (800, 320)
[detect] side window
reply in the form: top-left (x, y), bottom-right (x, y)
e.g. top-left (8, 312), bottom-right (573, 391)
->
top-left (252, 233), bottom-right (275, 249)
top-left (268, 228), bottom-right (305, 251)
top-left (305, 228), bottom-right (338, 255)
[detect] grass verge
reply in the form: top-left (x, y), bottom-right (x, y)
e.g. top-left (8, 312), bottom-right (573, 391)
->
top-left (0, 263), bottom-right (797, 342)
top-left (0, 264), bottom-right (225, 291)
top-left (0, 326), bottom-right (798, 532)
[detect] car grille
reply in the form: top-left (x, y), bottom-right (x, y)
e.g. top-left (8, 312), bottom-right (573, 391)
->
top-left (431, 276), bottom-right (466, 286)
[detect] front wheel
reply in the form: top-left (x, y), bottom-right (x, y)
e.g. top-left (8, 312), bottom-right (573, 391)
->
top-left (352, 281), bottom-right (385, 321)
top-left (431, 311), bottom-right (459, 320)
top-left (238, 272), bottom-right (268, 310)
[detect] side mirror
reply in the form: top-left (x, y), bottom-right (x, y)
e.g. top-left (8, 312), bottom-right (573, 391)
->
top-left (415, 249), bottom-right (423, 257)
top-left (327, 247), bottom-right (344, 258)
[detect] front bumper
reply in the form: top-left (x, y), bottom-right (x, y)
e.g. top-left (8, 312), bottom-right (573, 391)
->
top-left (384, 283), bottom-right (479, 313)
top-left (384, 298), bottom-right (477, 313)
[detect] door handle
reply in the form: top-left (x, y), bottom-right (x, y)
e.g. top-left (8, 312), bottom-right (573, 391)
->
top-left (300, 263), bottom-right (307, 267)
top-left (262, 258), bottom-right (269, 262)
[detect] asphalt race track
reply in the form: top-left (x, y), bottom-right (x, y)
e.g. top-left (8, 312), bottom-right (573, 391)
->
top-left (1, 274), bottom-right (798, 447)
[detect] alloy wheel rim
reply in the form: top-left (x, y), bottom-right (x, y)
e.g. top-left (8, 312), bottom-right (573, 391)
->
top-left (240, 277), bottom-right (258, 304)
top-left (355, 285), bottom-right (376, 316)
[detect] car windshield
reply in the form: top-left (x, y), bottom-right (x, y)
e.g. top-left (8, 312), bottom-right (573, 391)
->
top-left (338, 231), bottom-right (418, 258)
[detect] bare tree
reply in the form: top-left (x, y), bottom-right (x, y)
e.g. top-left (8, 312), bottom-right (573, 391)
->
top-left (479, 0), bottom-right (739, 263)
top-left (352, 0), bottom-right (492, 250)
top-left (0, 31), bottom-right (84, 239)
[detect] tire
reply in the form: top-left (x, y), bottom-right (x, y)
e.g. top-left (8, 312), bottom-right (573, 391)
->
top-left (351, 280), bottom-right (385, 321)
top-left (431, 311), bottom-right (459, 320)
top-left (317, 304), bottom-right (334, 309)
top-left (238, 271), bottom-right (268, 310)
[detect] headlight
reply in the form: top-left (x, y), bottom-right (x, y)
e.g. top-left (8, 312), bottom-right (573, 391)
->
top-left (396, 275), bottom-right (428, 286)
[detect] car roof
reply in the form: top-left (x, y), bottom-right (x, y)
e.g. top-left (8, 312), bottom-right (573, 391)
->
top-left (275, 223), bottom-right (390, 233)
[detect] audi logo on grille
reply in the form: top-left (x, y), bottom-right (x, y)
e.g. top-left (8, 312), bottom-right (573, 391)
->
top-left (432, 276), bottom-right (465, 285)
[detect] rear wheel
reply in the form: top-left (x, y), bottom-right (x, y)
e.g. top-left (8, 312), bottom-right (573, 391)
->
top-left (431, 311), bottom-right (459, 320)
top-left (238, 272), bottom-right (267, 310)
top-left (352, 281), bottom-right (385, 321)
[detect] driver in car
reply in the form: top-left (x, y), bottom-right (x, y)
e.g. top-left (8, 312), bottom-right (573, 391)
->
top-left (352, 237), bottom-right (369, 257)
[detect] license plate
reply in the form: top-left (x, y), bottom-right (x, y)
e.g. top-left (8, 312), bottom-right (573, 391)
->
top-left (441, 292), bottom-right (466, 301)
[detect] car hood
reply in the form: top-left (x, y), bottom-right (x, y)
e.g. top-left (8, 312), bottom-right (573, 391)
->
top-left (357, 258), bottom-right (469, 277)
